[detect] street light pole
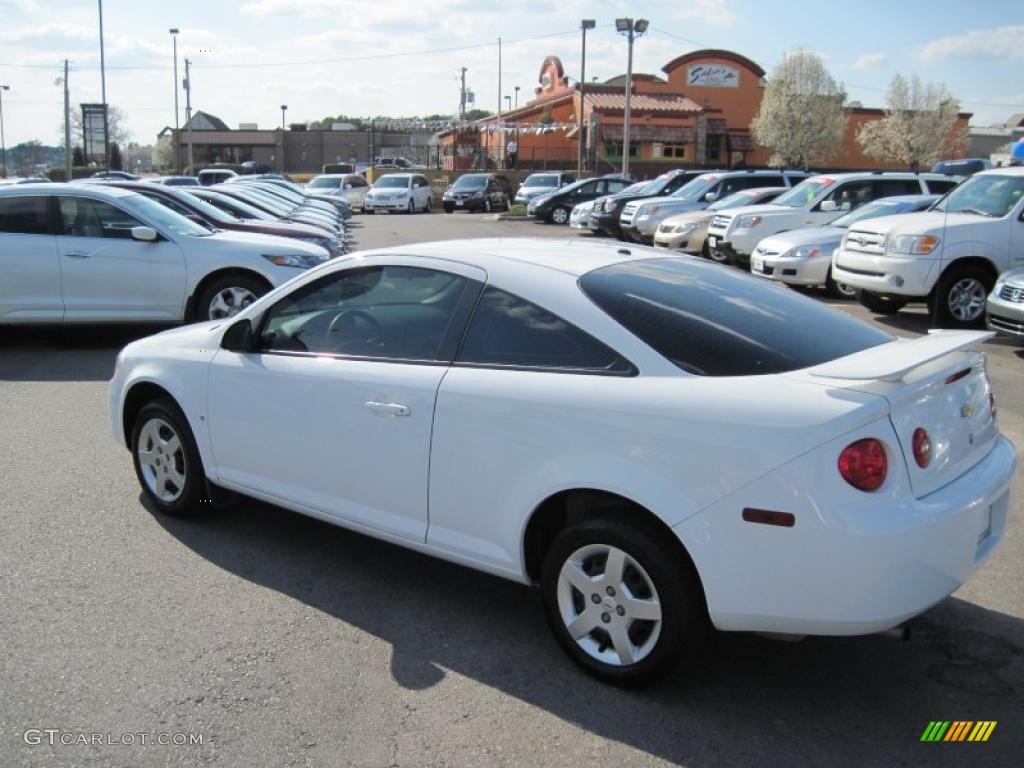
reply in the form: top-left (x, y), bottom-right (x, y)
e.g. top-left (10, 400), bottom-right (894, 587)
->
top-left (0, 85), bottom-right (9, 178)
top-left (98, 0), bottom-right (110, 171)
top-left (514, 85), bottom-right (520, 109)
top-left (615, 18), bottom-right (648, 179)
top-left (281, 104), bottom-right (287, 131)
top-left (184, 58), bottom-right (193, 173)
top-left (170, 28), bottom-right (180, 173)
top-left (61, 63), bottom-right (71, 181)
top-left (578, 19), bottom-right (595, 177)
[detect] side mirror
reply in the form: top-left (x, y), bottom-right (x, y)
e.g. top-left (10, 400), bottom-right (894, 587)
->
top-left (221, 318), bottom-right (254, 353)
top-left (704, 192), bottom-right (718, 202)
top-left (131, 226), bottom-right (158, 242)
top-left (820, 200), bottom-right (838, 213)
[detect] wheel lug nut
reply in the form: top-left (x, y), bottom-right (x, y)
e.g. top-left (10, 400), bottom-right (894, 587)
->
top-left (601, 613), bottom-right (610, 624)
top-left (591, 594), bottom-right (601, 604)
top-left (606, 586), bottom-right (615, 596)
top-left (616, 606), bottom-right (625, 616)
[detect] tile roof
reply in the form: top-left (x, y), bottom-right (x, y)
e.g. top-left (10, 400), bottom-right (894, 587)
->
top-left (587, 93), bottom-right (703, 113)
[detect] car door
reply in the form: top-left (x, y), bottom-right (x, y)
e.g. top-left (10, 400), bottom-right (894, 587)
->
top-left (810, 179), bottom-right (875, 224)
top-left (55, 195), bottom-right (187, 322)
top-left (0, 194), bottom-right (63, 322)
top-left (206, 257), bottom-right (485, 541)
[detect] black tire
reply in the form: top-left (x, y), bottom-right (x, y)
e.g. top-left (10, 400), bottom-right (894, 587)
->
top-left (444, 204), bottom-right (454, 214)
top-left (194, 273), bottom-right (269, 322)
top-left (700, 241), bottom-right (711, 260)
top-left (425, 197), bottom-right (432, 213)
top-left (825, 267), bottom-right (858, 299)
top-left (857, 289), bottom-right (907, 315)
top-left (551, 206), bottom-right (570, 225)
top-left (707, 246), bottom-right (730, 264)
top-left (407, 199), bottom-right (415, 214)
top-left (541, 512), bottom-right (708, 687)
top-left (933, 263), bottom-right (993, 329)
top-left (131, 398), bottom-right (206, 517)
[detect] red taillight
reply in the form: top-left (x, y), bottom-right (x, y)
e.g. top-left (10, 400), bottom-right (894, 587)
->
top-left (912, 428), bottom-right (931, 468)
top-left (838, 438), bottom-right (887, 492)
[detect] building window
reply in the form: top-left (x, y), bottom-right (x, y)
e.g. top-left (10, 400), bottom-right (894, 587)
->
top-left (661, 144), bottom-right (687, 159)
top-left (706, 136), bottom-right (722, 163)
top-left (604, 141), bottom-right (639, 158)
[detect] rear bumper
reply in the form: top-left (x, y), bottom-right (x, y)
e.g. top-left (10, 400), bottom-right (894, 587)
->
top-left (675, 435), bottom-right (1016, 636)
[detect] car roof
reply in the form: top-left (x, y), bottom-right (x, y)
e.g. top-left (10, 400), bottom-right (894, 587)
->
top-left (363, 237), bottom-right (666, 278)
top-left (871, 194), bottom-right (939, 204)
top-left (981, 166), bottom-right (1024, 177)
top-left (0, 182), bottom-right (135, 198)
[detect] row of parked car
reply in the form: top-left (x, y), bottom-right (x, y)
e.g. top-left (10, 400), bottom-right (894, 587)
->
top-left (0, 174), bottom-right (353, 325)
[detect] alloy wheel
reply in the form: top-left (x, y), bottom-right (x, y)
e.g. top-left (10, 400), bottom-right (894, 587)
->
top-left (947, 277), bottom-right (987, 322)
top-left (136, 417), bottom-right (187, 503)
top-left (552, 207), bottom-right (569, 225)
top-left (208, 287), bottom-right (257, 320)
top-left (556, 544), bottom-right (662, 666)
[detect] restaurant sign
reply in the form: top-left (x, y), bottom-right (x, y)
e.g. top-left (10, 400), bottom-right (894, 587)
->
top-left (687, 64), bottom-right (739, 88)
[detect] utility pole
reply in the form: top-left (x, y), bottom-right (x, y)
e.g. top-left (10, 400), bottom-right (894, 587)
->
top-left (170, 29), bottom-right (180, 173)
top-left (63, 61), bottom-right (71, 181)
top-left (459, 67), bottom-right (467, 120)
top-left (98, 0), bottom-right (110, 171)
top-left (615, 18), bottom-right (648, 179)
top-left (184, 58), bottom-right (194, 174)
top-left (497, 37), bottom-right (502, 169)
top-left (579, 19), bottom-right (595, 176)
top-left (0, 85), bottom-right (8, 179)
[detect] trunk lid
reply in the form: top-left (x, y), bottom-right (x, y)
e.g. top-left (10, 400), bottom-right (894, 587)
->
top-left (805, 331), bottom-right (998, 497)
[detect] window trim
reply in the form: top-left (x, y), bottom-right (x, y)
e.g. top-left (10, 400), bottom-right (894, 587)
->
top-left (253, 264), bottom-right (483, 365)
top-left (451, 284), bottom-right (637, 377)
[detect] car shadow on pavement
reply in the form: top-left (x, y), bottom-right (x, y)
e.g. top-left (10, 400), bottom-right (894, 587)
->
top-left (149, 495), bottom-right (1024, 767)
top-left (0, 325), bottom-right (171, 382)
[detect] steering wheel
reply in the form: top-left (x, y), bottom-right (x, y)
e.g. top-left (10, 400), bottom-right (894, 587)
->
top-left (327, 309), bottom-right (382, 339)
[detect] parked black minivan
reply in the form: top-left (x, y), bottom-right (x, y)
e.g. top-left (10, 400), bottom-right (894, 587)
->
top-left (442, 173), bottom-right (511, 213)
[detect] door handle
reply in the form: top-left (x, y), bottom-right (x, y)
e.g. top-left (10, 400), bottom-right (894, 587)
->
top-left (364, 401), bottom-right (411, 418)
top-left (64, 252), bottom-right (90, 259)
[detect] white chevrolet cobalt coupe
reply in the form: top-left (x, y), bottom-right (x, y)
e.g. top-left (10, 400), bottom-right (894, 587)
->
top-left (109, 239), bottom-right (1016, 685)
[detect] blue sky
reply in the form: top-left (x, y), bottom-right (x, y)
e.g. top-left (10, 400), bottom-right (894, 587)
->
top-left (0, 0), bottom-right (1021, 146)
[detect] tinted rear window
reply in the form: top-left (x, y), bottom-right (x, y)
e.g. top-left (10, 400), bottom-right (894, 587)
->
top-left (0, 196), bottom-right (50, 234)
top-left (579, 258), bottom-right (893, 376)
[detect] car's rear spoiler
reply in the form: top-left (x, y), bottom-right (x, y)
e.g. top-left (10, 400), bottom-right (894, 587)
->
top-left (807, 330), bottom-right (993, 382)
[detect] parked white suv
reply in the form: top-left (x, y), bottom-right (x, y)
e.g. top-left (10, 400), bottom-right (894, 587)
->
top-left (832, 167), bottom-right (1024, 327)
top-left (0, 184), bottom-right (330, 324)
top-left (364, 173), bottom-right (433, 213)
top-left (706, 172), bottom-right (959, 266)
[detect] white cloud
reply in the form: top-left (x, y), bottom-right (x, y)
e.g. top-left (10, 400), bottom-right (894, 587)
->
top-left (916, 25), bottom-right (1024, 62)
top-left (674, 0), bottom-right (738, 27)
top-left (853, 52), bottom-right (887, 70)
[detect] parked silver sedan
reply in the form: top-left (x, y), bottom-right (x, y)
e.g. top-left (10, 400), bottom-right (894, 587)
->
top-left (987, 270), bottom-right (1024, 339)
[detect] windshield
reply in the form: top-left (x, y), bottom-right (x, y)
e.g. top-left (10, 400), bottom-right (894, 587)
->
top-left (831, 200), bottom-right (909, 228)
top-left (523, 174), bottom-right (558, 187)
top-left (773, 178), bottom-right (834, 208)
top-left (192, 190), bottom-right (274, 221)
top-left (453, 175), bottom-right (487, 190)
top-left (170, 191), bottom-right (236, 224)
top-left (669, 175), bottom-right (718, 201)
top-left (308, 176), bottom-right (342, 189)
top-left (374, 176), bottom-right (411, 189)
top-left (932, 174), bottom-right (1024, 218)
top-left (709, 190), bottom-right (765, 211)
top-left (119, 193), bottom-right (213, 237)
top-left (580, 258), bottom-right (892, 377)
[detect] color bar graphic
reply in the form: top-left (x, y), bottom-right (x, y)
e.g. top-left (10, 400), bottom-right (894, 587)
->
top-left (921, 721), bottom-right (996, 742)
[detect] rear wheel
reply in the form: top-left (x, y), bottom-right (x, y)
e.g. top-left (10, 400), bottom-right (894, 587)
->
top-left (708, 246), bottom-right (730, 264)
top-left (935, 264), bottom-right (992, 328)
top-left (857, 289), bottom-right (906, 315)
top-left (551, 206), bottom-right (570, 225)
top-left (826, 268), bottom-right (857, 299)
top-left (195, 274), bottom-right (268, 322)
top-left (541, 513), bottom-right (708, 686)
top-left (131, 399), bottom-right (206, 517)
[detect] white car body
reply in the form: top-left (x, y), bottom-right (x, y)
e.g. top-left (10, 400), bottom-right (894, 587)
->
top-left (515, 172), bottom-right (575, 205)
top-left (706, 173), bottom-right (956, 263)
top-left (305, 173), bottom-right (370, 210)
top-left (653, 187), bottom-right (788, 252)
top-left (364, 173), bottom-right (432, 213)
top-left (833, 168), bottom-right (1024, 305)
top-left (110, 238), bottom-right (1015, 648)
top-left (0, 184), bottom-right (329, 324)
top-left (570, 200), bottom-right (597, 230)
top-left (987, 269), bottom-right (1024, 338)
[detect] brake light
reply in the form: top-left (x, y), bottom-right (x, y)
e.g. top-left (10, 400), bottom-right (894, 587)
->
top-left (912, 428), bottom-right (931, 468)
top-left (838, 438), bottom-right (887, 491)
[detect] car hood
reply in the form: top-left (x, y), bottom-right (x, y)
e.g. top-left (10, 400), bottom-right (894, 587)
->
top-left (205, 229), bottom-right (327, 257)
top-left (661, 210), bottom-right (715, 226)
top-left (634, 195), bottom-right (703, 211)
top-left (241, 220), bottom-right (334, 240)
top-left (844, 211), bottom-right (982, 237)
top-left (715, 203), bottom-right (789, 220)
top-left (998, 269), bottom-right (1024, 288)
top-left (757, 226), bottom-right (845, 251)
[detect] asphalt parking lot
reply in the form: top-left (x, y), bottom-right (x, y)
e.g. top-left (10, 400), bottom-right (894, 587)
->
top-left (2, 211), bottom-right (1022, 768)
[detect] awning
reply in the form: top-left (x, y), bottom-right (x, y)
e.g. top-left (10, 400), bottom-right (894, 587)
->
top-left (727, 132), bottom-right (755, 151)
top-left (601, 124), bottom-right (696, 143)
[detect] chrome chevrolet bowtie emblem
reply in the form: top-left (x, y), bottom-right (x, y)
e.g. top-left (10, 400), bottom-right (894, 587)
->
top-left (961, 404), bottom-right (974, 419)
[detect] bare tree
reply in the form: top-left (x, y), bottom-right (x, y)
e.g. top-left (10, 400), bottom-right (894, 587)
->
top-left (857, 74), bottom-right (965, 171)
top-left (751, 50), bottom-right (848, 169)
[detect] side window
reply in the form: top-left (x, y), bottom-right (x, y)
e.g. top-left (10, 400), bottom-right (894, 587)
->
top-left (750, 174), bottom-right (784, 188)
top-left (260, 265), bottom-right (470, 362)
top-left (874, 178), bottom-right (922, 197)
top-left (58, 197), bottom-right (144, 238)
top-left (607, 180), bottom-right (629, 193)
top-left (142, 193), bottom-right (192, 218)
top-left (575, 181), bottom-right (597, 196)
top-left (0, 196), bottom-right (50, 235)
top-left (925, 179), bottom-right (959, 194)
top-left (820, 180), bottom-right (873, 211)
top-left (457, 287), bottom-right (632, 374)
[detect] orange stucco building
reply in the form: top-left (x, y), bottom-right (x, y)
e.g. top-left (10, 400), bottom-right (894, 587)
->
top-left (438, 48), bottom-right (970, 175)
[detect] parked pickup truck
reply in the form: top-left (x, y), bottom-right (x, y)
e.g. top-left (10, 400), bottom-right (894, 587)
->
top-left (705, 172), bottom-right (960, 266)
top-left (832, 167), bottom-right (1024, 328)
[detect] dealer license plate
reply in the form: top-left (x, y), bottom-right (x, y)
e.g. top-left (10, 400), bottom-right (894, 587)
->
top-left (708, 236), bottom-right (717, 248)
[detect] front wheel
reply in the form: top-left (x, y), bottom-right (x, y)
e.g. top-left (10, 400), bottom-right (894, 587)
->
top-left (195, 274), bottom-right (268, 322)
top-left (935, 264), bottom-right (992, 328)
top-left (131, 399), bottom-right (206, 516)
top-left (826, 268), bottom-right (857, 299)
top-left (541, 515), bottom-right (708, 686)
top-left (857, 289), bottom-right (906, 315)
top-left (551, 206), bottom-right (570, 225)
